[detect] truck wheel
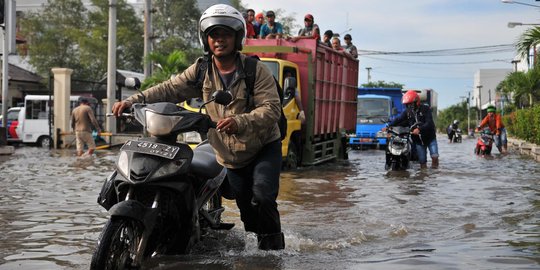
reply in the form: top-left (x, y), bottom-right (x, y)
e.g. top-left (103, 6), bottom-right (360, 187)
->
top-left (283, 141), bottom-right (298, 170)
top-left (38, 136), bottom-right (52, 148)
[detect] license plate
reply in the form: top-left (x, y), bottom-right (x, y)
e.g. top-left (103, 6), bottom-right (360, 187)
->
top-left (121, 140), bottom-right (180, 159)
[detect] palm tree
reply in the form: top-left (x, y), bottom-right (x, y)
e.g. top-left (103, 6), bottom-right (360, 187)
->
top-left (516, 27), bottom-right (540, 63)
top-left (499, 66), bottom-right (540, 108)
top-left (141, 50), bottom-right (191, 90)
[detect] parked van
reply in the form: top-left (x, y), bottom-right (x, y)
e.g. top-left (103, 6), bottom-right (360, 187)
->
top-left (15, 95), bottom-right (93, 147)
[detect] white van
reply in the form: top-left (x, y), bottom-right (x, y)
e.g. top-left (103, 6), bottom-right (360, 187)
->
top-left (16, 95), bottom-right (83, 147)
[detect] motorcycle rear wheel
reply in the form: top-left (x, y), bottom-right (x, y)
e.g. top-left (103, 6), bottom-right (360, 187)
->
top-left (90, 218), bottom-right (144, 270)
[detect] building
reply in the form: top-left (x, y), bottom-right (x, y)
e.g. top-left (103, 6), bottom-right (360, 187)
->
top-left (473, 68), bottom-right (512, 115)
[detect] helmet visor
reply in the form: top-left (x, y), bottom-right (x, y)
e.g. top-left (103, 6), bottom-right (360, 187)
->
top-left (200, 16), bottom-right (244, 33)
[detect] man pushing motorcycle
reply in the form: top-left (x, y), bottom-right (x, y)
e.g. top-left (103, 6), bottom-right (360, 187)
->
top-left (476, 105), bottom-right (507, 154)
top-left (112, 4), bottom-right (285, 250)
top-left (383, 90), bottom-right (439, 169)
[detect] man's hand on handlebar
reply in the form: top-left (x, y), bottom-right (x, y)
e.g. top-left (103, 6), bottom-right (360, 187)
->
top-left (411, 127), bottom-right (420, 135)
top-left (112, 100), bottom-right (133, 117)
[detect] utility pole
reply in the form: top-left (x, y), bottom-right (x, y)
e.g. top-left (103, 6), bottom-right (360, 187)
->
top-left (365, 67), bottom-right (372, 83)
top-left (143, 0), bottom-right (153, 78)
top-left (476, 85), bottom-right (483, 121)
top-left (106, 0), bottom-right (117, 134)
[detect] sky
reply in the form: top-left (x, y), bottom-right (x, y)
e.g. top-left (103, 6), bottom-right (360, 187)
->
top-left (242, 0), bottom-right (540, 110)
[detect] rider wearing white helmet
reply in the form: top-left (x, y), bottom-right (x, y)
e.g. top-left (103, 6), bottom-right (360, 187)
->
top-left (113, 4), bottom-right (285, 250)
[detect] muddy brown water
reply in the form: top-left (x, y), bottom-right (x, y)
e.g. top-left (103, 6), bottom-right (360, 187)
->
top-left (0, 136), bottom-right (538, 269)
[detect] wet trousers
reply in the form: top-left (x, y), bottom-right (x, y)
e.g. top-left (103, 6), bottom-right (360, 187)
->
top-left (226, 140), bottom-right (282, 235)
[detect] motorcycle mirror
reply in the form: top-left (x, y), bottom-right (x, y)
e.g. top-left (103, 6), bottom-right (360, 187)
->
top-left (125, 77), bottom-right (141, 89)
top-left (124, 77), bottom-right (145, 104)
top-left (212, 91), bottom-right (233, 106)
top-left (198, 91), bottom-right (233, 113)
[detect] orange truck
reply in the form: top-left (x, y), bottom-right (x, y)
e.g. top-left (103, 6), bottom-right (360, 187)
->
top-left (243, 39), bottom-right (359, 168)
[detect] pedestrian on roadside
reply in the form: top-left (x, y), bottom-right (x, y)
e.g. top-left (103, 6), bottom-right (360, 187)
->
top-left (71, 97), bottom-right (101, 157)
top-left (112, 4), bottom-right (285, 250)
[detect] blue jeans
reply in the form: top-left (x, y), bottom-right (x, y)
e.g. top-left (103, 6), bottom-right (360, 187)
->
top-left (415, 139), bottom-right (439, 165)
top-left (226, 140), bottom-right (282, 235)
top-left (494, 128), bottom-right (508, 150)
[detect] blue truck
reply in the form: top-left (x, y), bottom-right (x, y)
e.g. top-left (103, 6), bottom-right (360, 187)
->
top-left (348, 88), bottom-right (404, 149)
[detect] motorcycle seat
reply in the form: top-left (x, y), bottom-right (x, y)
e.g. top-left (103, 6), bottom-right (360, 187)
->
top-left (190, 143), bottom-right (222, 179)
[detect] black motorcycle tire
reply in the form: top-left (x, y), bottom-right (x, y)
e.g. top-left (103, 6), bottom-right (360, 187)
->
top-left (90, 218), bottom-right (144, 270)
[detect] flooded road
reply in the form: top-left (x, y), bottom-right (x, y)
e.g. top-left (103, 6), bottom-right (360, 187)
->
top-left (0, 136), bottom-right (539, 269)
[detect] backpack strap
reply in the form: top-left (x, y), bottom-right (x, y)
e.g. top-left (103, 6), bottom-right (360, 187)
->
top-left (187, 54), bottom-right (211, 89)
top-left (244, 56), bottom-right (259, 109)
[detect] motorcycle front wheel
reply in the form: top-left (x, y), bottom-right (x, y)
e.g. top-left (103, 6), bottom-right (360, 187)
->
top-left (90, 218), bottom-right (144, 270)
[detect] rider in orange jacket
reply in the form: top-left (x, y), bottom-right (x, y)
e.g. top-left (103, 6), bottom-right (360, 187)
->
top-left (477, 105), bottom-right (507, 153)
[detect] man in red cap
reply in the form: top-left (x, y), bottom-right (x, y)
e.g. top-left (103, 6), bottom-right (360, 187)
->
top-left (290, 13), bottom-right (320, 42)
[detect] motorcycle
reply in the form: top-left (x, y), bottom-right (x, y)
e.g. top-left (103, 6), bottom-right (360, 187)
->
top-left (91, 78), bottom-right (234, 269)
top-left (474, 128), bottom-right (494, 156)
top-left (452, 128), bottom-right (462, 143)
top-left (385, 125), bottom-right (414, 171)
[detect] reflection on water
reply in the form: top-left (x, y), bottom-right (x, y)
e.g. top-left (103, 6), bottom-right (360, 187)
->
top-left (0, 137), bottom-right (539, 269)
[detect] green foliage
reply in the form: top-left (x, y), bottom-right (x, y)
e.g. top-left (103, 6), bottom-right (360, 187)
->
top-left (19, 0), bottom-right (143, 80)
top-left (504, 105), bottom-right (540, 144)
top-left (437, 101), bottom-right (478, 133)
top-left (141, 50), bottom-right (191, 90)
top-left (151, 0), bottom-right (202, 62)
top-left (516, 26), bottom-right (540, 59)
top-left (361, 80), bottom-right (404, 89)
top-left (498, 65), bottom-right (540, 108)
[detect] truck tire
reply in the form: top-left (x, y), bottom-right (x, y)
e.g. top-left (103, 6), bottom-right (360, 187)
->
top-left (38, 136), bottom-right (52, 148)
top-left (283, 141), bottom-right (299, 170)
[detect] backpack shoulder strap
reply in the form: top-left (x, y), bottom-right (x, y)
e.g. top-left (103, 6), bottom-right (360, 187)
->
top-left (187, 55), bottom-right (210, 89)
top-left (244, 56), bottom-right (259, 108)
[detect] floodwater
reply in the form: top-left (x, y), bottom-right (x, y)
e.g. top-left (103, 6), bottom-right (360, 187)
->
top-left (0, 136), bottom-right (539, 270)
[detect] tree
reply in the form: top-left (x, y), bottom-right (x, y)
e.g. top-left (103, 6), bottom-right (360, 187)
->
top-left (516, 26), bottom-right (540, 64)
top-left (151, 0), bottom-right (202, 62)
top-left (19, 0), bottom-right (143, 81)
top-left (141, 50), bottom-right (191, 90)
top-left (361, 80), bottom-right (404, 89)
top-left (498, 65), bottom-right (540, 108)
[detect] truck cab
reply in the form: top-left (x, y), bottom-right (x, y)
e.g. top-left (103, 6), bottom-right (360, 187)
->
top-left (350, 95), bottom-right (397, 149)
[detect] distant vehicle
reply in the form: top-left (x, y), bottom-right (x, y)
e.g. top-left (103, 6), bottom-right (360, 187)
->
top-left (348, 88), bottom-right (404, 150)
top-left (0, 107), bottom-right (23, 142)
top-left (15, 95), bottom-right (95, 147)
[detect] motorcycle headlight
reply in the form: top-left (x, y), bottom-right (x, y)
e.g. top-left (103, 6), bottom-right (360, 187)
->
top-left (145, 110), bottom-right (183, 136)
top-left (117, 150), bottom-right (129, 179)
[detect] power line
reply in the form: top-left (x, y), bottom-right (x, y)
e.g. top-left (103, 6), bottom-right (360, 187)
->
top-left (359, 44), bottom-right (515, 56)
top-left (362, 55), bottom-right (514, 65)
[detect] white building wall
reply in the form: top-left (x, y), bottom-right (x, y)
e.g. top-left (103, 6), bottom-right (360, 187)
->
top-left (473, 68), bottom-right (512, 110)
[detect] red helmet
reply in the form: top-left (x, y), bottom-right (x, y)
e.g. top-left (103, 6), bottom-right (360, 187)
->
top-left (402, 90), bottom-right (420, 107)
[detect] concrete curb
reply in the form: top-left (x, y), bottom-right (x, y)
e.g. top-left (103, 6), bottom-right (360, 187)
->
top-left (508, 137), bottom-right (540, 162)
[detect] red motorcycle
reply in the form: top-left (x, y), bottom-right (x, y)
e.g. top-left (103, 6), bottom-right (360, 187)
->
top-left (474, 128), bottom-right (494, 156)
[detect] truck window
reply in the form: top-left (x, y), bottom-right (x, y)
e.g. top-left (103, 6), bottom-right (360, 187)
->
top-left (261, 61), bottom-right (279, 80)
top-left (25, 100), bottom-right (51, 120)
top-left (7, 110), bottom-right (20, 121)
top-left (357, 98), bottom-right (390, 124)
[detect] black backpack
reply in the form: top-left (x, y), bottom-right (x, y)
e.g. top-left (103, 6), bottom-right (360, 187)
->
top-left (190, 55), bottom-right (287, 140)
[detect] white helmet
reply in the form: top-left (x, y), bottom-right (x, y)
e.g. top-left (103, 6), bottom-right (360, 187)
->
top-left (199, 4), bottom-right (246, 54)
